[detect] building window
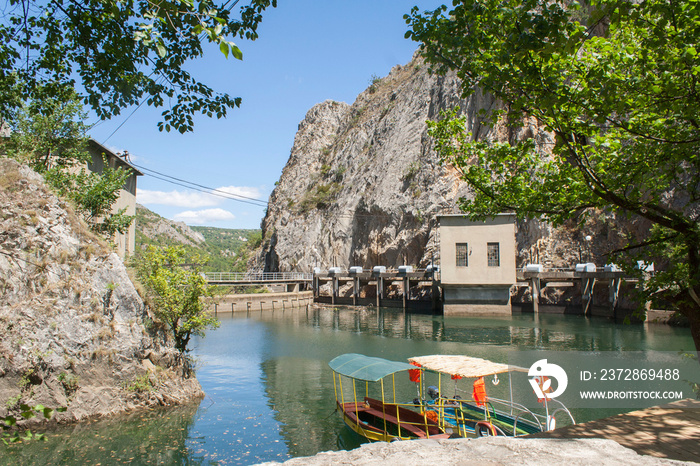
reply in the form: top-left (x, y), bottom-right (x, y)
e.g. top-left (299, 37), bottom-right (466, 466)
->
top-left (487, 242), bottom-right (500, 267)
top-left (456, 243), bottom-right (468, 267)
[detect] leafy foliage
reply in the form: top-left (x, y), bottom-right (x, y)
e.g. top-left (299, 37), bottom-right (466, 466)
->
top-left (405, 0), bottom-right (700, 352)
top-left (134, 245), bottom-right (219, 355)
top-left (0, 0), bottom-right (277, 133)
top-left (123, 374), bottom-right (155, 393)
top-left (2, 404), bottom-right (66, 445)
top-left (57, 372), bottom-right (79, 397)
top-left (4, 92), bottom-right (134, 237)
top-left (3, 89), bottom-right (89, 171)
top-left (47, 162), bottom-right (134, 236)
top-left (298, 182), bottom-right (342, 212)
top-left (191, 226), bottom-right (261, 271)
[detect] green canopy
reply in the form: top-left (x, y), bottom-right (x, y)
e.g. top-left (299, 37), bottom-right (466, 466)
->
top-left (328, 353), bottom-right (416, 382)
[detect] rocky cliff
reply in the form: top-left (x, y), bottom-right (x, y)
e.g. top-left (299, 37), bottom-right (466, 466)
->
top-left (0, 159), bottom-right (202, 425)
top-left (257, 57), bottom-right (468, 272)
top-left (255, 54), bottom-right (634, 274)
top-left (136, 203), bottom-right (206, 248)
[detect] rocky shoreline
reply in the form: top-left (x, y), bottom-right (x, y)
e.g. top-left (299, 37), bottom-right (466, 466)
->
top-left (259, 437), bottom-right (694, 465)
top-left (0, 158), bottom-right (202, 426)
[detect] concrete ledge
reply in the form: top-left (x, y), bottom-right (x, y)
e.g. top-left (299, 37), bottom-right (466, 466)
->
top-left (257, 437), bottom-right (687, 465)
top-left (207, 291), bottom-right (313, 313)
top-left (444, 303), bottom-right (513, 316)
top-left (646, 310), bottom-right (677, 324)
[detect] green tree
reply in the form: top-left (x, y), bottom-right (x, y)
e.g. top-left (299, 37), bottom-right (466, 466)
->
top-left (6, 91), bottom-right (134, 236)
top-left (405, 0), bottom-right (700, 355)
top-left (4, 89), bottom-right (89, 171)
top-left (1, 0), bottom-right (276, 133)
top-left (134, 245), bottom-right (219, 355)
top-left (46, 162), bottom-right (135, 236)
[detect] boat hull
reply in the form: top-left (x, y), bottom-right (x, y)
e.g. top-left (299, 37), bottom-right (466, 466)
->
top-left (339, 398), bottom-right (451, 442)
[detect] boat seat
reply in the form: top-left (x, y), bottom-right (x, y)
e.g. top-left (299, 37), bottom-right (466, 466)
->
top-left (343, 400), bottom-right (441, 439)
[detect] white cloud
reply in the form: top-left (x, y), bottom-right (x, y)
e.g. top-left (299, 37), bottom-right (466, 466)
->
top-left (216, 185), bottom-right (262, 200)
top-left (138, 185), bottom-right (262, 208)
top-left (173, 208), bottom-right (236, 225)
top-left (138, 189), bottom-right (220, 208)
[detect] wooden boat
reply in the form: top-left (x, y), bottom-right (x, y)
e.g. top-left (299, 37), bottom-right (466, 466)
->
top-left (408, 355), bottom-right (575, 437)
top-left (329, 353), bottom-right (453, 442)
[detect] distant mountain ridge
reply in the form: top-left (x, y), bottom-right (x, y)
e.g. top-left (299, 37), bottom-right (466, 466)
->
top-left (134, 204), bottom-right (261, 272)
top-left (135, 203), bottom-right (205, 247)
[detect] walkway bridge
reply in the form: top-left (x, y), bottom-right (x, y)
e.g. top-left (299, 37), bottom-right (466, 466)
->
top-left (204, 272), bottom-right (313, 292)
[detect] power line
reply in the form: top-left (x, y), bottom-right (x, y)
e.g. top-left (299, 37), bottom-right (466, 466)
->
top-left (133, 162), bottom-right (439, 220)
top-left (101, 97), bottom-right (149, 144)
top-left (132, 164), bottom-right (452, 226)
top-left (133, 166), bottom-right (269, 208)
top-left (132, 162), bottom-right (268, 206)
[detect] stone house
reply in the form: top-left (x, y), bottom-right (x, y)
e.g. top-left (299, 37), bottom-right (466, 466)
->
top-left (87, 139), bottom-right (143, 258)
top-left (438, 214), bottom-right (517, 315)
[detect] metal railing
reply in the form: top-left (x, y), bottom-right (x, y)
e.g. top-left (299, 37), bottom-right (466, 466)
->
top-left (204, 272), bottom-right (313, 282)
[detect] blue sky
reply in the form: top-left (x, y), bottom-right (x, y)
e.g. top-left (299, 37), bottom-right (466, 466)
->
top-left (87, 1), bottom-right (442, 230)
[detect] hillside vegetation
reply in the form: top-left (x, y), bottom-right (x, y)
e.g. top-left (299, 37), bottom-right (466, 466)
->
top-left (134, 205), bottom-right (261, 272)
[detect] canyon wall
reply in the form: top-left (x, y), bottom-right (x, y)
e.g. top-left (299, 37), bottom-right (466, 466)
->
top-left (256, 54), bottom-right (633, 275)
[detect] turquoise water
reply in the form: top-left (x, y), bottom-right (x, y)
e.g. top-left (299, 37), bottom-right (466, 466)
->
top-left (2, 306), bottom-right (695, 465)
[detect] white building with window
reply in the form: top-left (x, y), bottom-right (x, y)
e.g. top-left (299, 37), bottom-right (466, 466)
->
top-left (438, 214), bottom-right (517, 315)
top-left (87, 139), bottom-right (143, 258)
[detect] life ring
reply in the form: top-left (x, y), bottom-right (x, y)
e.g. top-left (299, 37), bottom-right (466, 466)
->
top-left (475, 421), bottom-right (499, 437)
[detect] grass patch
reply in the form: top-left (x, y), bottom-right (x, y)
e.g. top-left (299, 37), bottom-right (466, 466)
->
top-left (123, 374), bottom-right (155, 393)
top-left (298, 182), bottom-right (342, 212)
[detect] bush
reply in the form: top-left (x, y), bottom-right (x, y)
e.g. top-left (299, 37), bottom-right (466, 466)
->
top-left (133, 246), bottom-right (219, 355)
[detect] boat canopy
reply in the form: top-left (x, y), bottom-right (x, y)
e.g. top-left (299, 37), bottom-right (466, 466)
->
top-left (408, 355), bottom-right (527, 378)
top-left (329, 353), bottom-right (417, 382)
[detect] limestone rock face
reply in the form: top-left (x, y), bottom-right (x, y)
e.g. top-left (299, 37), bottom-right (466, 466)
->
top-left (257, 58), bottom-right (472, 272)
top-left (255, 56), bottom-right (536, 273)
top-left (0, 159), bottom-right (202, 424)
top-left (256, 54), bottom-right (637, 280)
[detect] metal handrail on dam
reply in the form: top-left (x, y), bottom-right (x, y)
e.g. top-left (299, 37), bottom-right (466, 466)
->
top-left (204, 272), bottom-right (313, 283)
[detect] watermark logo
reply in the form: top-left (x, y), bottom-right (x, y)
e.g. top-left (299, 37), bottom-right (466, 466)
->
top-left (528, 359), bottom-right (568, 400)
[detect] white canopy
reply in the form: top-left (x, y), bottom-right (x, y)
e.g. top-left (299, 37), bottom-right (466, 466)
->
top-left (408, 355), bottom-right (527, 378)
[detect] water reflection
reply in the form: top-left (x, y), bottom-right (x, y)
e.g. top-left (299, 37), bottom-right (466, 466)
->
top-left (5, 306), bottom-right (694, 465)
top-left (253, 306), bottom-right (693, 354)
top-left (260, 358), bottom-right (343, 458)
top-left (1, 402), bottom-right (203, 465)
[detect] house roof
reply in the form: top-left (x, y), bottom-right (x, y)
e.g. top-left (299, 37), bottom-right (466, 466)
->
top-left (88, 139), bottom-right (143, 176)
